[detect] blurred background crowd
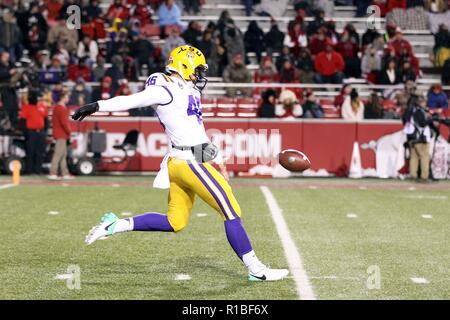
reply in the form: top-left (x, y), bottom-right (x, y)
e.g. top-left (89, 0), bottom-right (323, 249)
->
top-left (0, 0), bottom-right (449, 130)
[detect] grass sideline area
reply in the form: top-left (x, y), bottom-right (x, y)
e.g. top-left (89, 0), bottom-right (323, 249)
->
top-left (0, 176), bottom-right (448, 299)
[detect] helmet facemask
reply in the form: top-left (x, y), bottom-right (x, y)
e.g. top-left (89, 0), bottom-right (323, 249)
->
top-left (190, 65), bottom-right (208, 92)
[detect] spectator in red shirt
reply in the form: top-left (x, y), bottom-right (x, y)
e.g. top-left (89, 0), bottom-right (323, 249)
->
top-left (129, 0), bottom-right (153, 25)
top-left (255, 56), bottom-right (279, 83)
top-left (92, 76), bottom-right (114, 101)
top-left (279, 60), bottom-right (301, 83)
top-left (335, 30), bottom-right (361, 78)
top-left (19, 91), bottom-right (48, 174)
top-left (254, 56), bottom-right (279, 97)
top-left (45, 0), bottom-right (64, 22)
top-left (390, 29), bottom-right (411, 53)
top-left (389, 28), bottom-right (416, 65)
top-left (48, 92), bottom-right (73, 180)
top-left (314, 44), bottom-right (345, 84)
top-left (308, 30), bottom-right (330, 56)
top-left (68, 57), bottom-right (92, 82)
top-left (386, 0), bottom-right (406, 13)
top-left (105, 0), bottom-right (130, 22)
top-left (81, 13), bottom-right (107, 41)
top-left (115, 79), bottom-right (133, 96)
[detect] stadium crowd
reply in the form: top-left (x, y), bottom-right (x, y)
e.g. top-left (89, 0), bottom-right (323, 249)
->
top-left (0, 0), bottom-right (449, 131)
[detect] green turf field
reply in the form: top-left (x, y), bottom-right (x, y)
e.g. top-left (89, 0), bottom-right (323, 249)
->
top-left (0, 176), bottom-right (449, 300)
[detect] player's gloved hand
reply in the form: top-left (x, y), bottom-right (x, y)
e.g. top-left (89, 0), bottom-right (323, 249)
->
top-left (72, 102), bottom-right (99, 121)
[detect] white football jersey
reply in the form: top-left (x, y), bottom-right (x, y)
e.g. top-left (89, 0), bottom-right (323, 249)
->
top-left (97, 72), bottom-right (223, 188)
top-left (98, 72), bottom-right (209, 148)
top-left (145, 72), bottom-right (209, 147)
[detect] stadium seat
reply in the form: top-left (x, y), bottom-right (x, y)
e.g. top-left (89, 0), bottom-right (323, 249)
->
top-left (140, 24), bottom-right (160, 37)
top-left (201, 98), bottom-right (216, 117)
top-left (320, 99), bottom-right (341, 119)
top-left (164, 24), bottom-right (181, 36)
top-left (236, 98), bottom-right (260, 118)
top-left (382, 99), bottom-right (397, 111)
top-left (216, 98), bottom-right (237, 117)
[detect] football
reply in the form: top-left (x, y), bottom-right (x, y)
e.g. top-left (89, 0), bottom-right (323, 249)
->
top-left (278, 149), bottom-right (311, 172)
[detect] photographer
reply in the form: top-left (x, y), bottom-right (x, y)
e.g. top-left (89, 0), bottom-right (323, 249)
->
top-left (403, 96), bottom-right (433, 182)
top-left (0, 51), bottom-right (19, 128)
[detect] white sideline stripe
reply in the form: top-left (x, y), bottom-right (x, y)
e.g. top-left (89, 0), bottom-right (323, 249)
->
top-left (260, 186), bottom-right (315, 300)
top-left (410, 277), bottom-right (429, 284)
top-left (48, 211), bottom-right (60, 215)
top-left (310, 275), bottom-right (338, 279)
top-left (309, 275), bottom-right (361, 280)
top-left (121, 212), bottom-right (132, 216)
top-left (346, 213), bottom-right (358, 218)
top-left (0, 184), bottom-right (15, 190)
top-left (404, 195), bottom-right (447, 200)
top-left (421, 214), bottom-right (433, 219)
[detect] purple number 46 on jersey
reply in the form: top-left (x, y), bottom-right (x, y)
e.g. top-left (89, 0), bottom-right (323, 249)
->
top-left (187, 95), bottom-right (202, 124)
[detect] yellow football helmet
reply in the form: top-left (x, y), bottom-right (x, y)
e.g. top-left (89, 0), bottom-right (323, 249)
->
top-left (166, 45), bottom-right (209, 91)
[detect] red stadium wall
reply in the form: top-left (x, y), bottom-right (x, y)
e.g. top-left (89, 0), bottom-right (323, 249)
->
top-left (69, 118), bottom-right (404, 173)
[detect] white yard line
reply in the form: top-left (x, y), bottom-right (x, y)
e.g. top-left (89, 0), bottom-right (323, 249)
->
top-left (0, 184), bottom-right (15, 190)
top-left (260, 186), bottom-right (316, 300)
top-left (196, 213), bottom-right (208, 217)
top-left (54, 274), bottom-right (72, 280)
top-left (175, 274), bottom-right (191, 281)
top-left (410, 277), bottom-right (429, 284)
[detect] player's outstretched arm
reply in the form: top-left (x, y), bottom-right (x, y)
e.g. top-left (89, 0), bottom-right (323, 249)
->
top-left (72, 86), bottom-right (172, 121)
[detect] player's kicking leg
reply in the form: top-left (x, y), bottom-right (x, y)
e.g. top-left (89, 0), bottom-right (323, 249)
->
top-left (85, 211), bottom-right (288, 281)
top-left (182, 160), bottom-right (289, 281)
top-left (85, 160), bottom-right (289, 281)
top-left (85, 212), bottom-right (174, 245)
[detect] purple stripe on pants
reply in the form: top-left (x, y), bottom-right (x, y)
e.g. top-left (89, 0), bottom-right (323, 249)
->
top-left (198, 163), bottom-right (238, 219)
top-left (188, 162), bottom-right (231, 220)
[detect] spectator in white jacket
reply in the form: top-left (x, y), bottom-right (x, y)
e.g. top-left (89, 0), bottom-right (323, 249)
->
top-left (77, 35), bottom-right (99, 65)
top-left (276, 89), bottom-right (303, 118)
top-left (342, 88), bottom-right (364, 121)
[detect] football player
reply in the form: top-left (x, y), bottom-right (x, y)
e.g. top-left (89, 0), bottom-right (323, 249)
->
top-left (72, 45), bottom-right (289, 281)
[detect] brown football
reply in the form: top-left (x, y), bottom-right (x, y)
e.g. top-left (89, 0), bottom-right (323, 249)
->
top-left (278, 149), bottom-right (311, 172)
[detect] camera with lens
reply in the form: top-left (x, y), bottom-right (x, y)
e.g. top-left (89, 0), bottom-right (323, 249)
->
top-left (431, 112), bottom-right (450, 127)
top-left (13, 58), bottom-right (40, 89)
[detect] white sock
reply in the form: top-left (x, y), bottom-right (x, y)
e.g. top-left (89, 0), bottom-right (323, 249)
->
top-left (242, 250), bottom-right (265, 274)
top-left (113, 218), bottom-right (134, 234)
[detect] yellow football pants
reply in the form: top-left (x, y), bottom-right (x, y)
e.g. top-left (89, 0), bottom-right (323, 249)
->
top-left (166, 158), bottom-right (242, 232)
